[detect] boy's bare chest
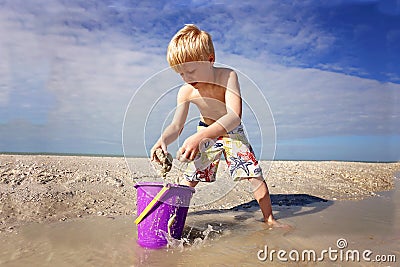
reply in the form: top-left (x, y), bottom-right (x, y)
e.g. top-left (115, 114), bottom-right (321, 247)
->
top-left (190, 86), bottom-right (227, 119)
top-left (190, 85), bottom-right (226, 102)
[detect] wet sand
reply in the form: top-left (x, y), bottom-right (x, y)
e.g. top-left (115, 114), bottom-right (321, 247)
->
top-left (0, 154), bottom-right (399, 231)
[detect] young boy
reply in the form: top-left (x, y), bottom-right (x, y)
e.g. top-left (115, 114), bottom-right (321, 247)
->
top-left (151, 24), bottom-right (279, 226)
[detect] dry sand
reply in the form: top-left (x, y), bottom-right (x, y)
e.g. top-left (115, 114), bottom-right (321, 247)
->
top-left (1, 154), bottom-right (399, 233)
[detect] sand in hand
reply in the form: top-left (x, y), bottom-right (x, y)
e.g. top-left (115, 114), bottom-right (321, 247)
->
top-left (153, 148), bottom-right (173, 180)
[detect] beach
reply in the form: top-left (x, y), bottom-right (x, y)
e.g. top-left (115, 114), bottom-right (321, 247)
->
top-left (1, 154), bottom-right (400, 266)
top-left (1, 154), bottom-right (399, 231)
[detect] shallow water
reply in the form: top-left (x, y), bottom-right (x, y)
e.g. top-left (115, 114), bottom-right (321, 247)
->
top-left (1, 177), bottom-right (399, 267)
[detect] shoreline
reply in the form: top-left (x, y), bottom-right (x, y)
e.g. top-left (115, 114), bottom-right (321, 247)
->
top-left (1, 154), bottom-right (399, 232)
top-left (1, 152), bottom-right (398, 163)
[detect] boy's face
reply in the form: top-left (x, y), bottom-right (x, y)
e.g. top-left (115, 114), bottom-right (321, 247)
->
top-left (177, 60), bottom-right (214, 87)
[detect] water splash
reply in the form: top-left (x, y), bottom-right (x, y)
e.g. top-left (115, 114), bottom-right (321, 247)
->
top-left (159, 230), bottom-right (186, 251)
top-left (160, 224), bottom-right (223, 251)
top-left (190, 225), bottom-right (216, 248)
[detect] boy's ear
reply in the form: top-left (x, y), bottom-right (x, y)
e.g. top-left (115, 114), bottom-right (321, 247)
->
top-left (208, 55), bottom-right (215, 63)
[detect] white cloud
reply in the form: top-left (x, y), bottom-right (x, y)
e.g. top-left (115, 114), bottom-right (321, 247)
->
top-left (0, 1), bottom-right (169, 153)
top-left (0, 0), bottom-right (398, 160)
top-left (384, 72), bottom-right (400, 82)
top-left (0, 50), bottom-right (10, 107)
top-left (221, 53), bottom-right (400, 141)
top-left (205, 1), bottom-right (336, 64)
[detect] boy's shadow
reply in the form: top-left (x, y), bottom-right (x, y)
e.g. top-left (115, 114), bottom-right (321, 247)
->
top-left (189, 193), bottom-right (332, 220)
top-left (236, 193), bottom-right (332, 220)
top-left (183, 194), bottom-right (332, 241)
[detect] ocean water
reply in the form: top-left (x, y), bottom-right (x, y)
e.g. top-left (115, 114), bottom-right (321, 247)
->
top-left (0, 176), bottom-right (398, 266)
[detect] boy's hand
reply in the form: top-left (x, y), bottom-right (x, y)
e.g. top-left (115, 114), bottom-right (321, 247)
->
top-left (177, 133), bottom-right (203, 162)
top-left (150, 140), bottom-right (167, 164)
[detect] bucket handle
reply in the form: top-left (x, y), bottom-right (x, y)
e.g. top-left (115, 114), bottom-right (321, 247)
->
top-left (135, 185), bottom-right (170, 225)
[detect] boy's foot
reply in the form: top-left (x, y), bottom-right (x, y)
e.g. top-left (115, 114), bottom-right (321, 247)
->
top-left (266, 218), bottom-right (293, 230)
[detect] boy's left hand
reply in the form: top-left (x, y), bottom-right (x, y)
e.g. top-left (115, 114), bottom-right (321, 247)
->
top-left (177, 133), bottom-right (203, 161)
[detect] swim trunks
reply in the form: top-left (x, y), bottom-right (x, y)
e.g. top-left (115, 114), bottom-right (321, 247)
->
top-left (182, 121), bottom-right (263, 182)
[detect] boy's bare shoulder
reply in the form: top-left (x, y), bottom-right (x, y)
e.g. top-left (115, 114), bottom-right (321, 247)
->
top-left (177, 83), bottom-right (194, 102)
top-left (213, 67), bottom-right (239, 93)
top-left (216, 66), bottom-right (236, 75)
top-left (215, 67), bottom-right (238, 84)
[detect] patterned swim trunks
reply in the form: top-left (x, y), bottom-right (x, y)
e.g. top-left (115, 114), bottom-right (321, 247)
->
top-left (182, 122), bottom-right (263, 182)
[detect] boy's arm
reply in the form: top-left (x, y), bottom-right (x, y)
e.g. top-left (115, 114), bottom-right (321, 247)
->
top-left (151, 87), bottom-right (190, 161)
top-left (212, 70), bottom-right (242, 133)
top-left (178, 70), bottom-right (242, 161)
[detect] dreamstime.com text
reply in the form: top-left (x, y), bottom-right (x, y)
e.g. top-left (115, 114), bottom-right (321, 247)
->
top-left (257, 238), bottom-right (396, 263)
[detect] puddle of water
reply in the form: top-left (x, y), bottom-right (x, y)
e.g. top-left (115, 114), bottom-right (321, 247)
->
top-left (1, 177), bottom-right (399, 266)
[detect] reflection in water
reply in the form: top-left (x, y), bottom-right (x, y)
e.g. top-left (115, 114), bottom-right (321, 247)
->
top-left (0, 178), bottom-right (398, 266)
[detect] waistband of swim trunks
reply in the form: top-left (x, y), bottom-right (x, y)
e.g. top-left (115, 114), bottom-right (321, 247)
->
top-left (198, 121), bottom-right (209, 127)
top-left (198, 121), bottom-right (244, 137)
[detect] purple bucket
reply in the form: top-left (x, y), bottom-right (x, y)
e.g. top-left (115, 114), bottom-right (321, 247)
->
top-left (134, 182), bottom-right (195, 249)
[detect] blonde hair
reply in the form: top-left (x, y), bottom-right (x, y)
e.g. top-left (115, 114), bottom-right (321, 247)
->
top-left (167, 24), bottom-right (215, 70)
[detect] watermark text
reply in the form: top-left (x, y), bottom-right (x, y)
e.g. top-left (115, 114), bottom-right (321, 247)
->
top-left (257, 238), bottom-right (396, 263)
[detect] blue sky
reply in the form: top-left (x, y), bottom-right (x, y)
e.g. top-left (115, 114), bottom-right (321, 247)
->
top-left (0, 0), bottom-right (399, 161)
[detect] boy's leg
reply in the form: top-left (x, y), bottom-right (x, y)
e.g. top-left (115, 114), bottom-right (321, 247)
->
top-left (181, 180), bottom-right (199, 188)
top-left (247, 176), bottom-right (276, 225)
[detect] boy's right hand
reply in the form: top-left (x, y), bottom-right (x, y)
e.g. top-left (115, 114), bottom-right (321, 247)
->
top-left (150, 141), bottom-right (167, 164)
